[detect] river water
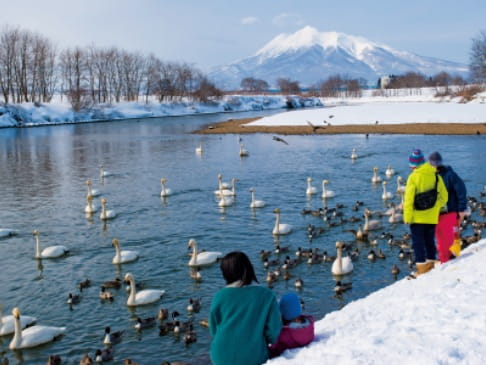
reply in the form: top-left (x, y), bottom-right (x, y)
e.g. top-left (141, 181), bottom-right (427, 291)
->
top-left (0, 110), bottom-right (485, 364)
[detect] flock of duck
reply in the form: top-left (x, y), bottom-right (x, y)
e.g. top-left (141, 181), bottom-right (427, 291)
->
top-left (1, 142), bottom-right (485, 365)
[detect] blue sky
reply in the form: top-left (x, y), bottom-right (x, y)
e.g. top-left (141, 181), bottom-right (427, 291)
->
top-left (1, 0), bottom-right (484, 71)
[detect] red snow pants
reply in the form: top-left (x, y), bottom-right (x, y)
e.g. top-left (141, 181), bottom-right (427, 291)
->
top-left (435, 212), bottom-right (458, 263)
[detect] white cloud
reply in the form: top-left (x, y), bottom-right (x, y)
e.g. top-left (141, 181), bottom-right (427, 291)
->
top-left (272, 13), bottom-right (305, 27)
top-left (241, 16), bottom-right (259, 25)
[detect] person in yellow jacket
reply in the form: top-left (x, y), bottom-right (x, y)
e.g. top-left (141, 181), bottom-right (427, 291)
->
top-left (404, 149), bottom-right (448, 277)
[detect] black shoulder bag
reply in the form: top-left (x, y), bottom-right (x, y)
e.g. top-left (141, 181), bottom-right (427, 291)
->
top-left (414, 174), bottom-right (438, 210)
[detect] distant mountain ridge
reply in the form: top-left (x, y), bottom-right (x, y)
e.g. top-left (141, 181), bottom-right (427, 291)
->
top-left (209, 26), bottom-right (468, 89)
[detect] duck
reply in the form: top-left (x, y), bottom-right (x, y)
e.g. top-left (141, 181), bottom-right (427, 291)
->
top-left (187, 298), bottom-right (201, 314)
top-left (385, 164), bottom-right (395, 178)
top-left (188, 238), bottom-right (222, 267)
top-left (134, 316), bottom-right (156, 330)
top-left (334, 281), bottom-right (352, 294)
top-left (158, 308), bottom-right (169, 322)
top-left (99, 286), bottom-right (114, 301)
top-left (371, 167), bottom-right (382, 184)
top-left (306, 177), bottom-right (318, 195)
top-left (46, 355), bottom-right (62, 365)
top-left (84, 195), bottom-right (98, 214)
top-left (321, 179), bottom-right (336, 199)
top-left (80, 354), bottom-right (93, 365)
top-left (79, 279), bottom-right (91, 291)
top-left (346, 225), bottom-right (369, 242)
top-left (350, 148), bottom-right (358, 160)
top-left (124, 273), bottom-right (165, 306)
top-left (95, 348), bottom-right (113, 363)
top-left (160, 178), bottom-right (173, 197)
top-left (239, 143), bottom-right (249, 157)
top-left (33, 230), bottom-right (69, 259)
top-left (364, 209), bottom-right (382, 231)
top-left (99, 198), bottom-right (117, 220)
top-left (124, 359), bottom-right (139, 365)
top-left (396, 176), bottom-right (406, 194)
top-left (367, 250), bottom-right (377, 261)
top-left (112, 238), bottom-right (139, 264)
top-left (294, 277), bottom-right (304, 289)
top-left (381, 181), bottom-right (394, 200)
top-left (103, 277), bottom-right (122, 289)
top-left (85, 179), bottom-right (100, 198)
top-left (8, 307), bottom-right (66, 350)
top-left (331, 241), bottom-right (354, 275)
top-left (0, 303), bottom-right (36, 336)
top-left (249, 187), bottom-right (266, 208)
top-left (190, 267), bottom-right (202, 282)
top-left (103, 326), bottom-right (123, 346)
top-left (391, 265), bottom-right (400, 276)
top-left (195, 142), bottom-right (203, 154)
top-left (67, 293), bottom-right (80, 306)
top-left (272, 208), bottom-right (292, 235)
top-left (183, 324), bottom-right (197, 344)
top-left (99, 165), bottom-right (113, 178)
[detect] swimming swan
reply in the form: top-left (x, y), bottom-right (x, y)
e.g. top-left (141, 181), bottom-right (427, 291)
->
top-left (351, 148), bottom-right (358, 160)
top-left (239, 143), bottom-right (249, 157)
top-left (321, 179), bottom-right (336, 199)
top-left (306, 177), bottom-right (318, 195)
top-left (331, 241), bottom-right (354, 275)
top-left (385, 164), bottom-right (395, 177)
top-left (33, 230), bottom-right (68, 259)
top-left (188, 239), bottom-right (222, 267)
top-left (396, 176), bottom-right (406, 194)
top-left (9, 307), bottom-right (66, 350)
top-left (215, 177), bottom-right (236, 197)
top-left (249, 187), bottom-right (266, 208)
top-left (86, 179), bottom-right (100, 198)
top-left (381, 181), bottom-right (394, 200)
top-left (99, 165), bottom-right (113, 178)
top-left (112, 238), bottom-right (139, 264)
top-left (160, 178), bottom-right (173, 197)
top-left (124, 273), bottom-right (165, 306)
top-left (100, 198), bottom-right (117, 220)
top-left (84, 195), bottom-right (98, 214)
top-left (195, 142), bottom-right (203, 154)
top-left (272, 208), bottom-right (292, 235)
top-left (0, 303), bottom-right (36, 336)
top-left (217, 185), bottom-right (234, 207)
top-left (371, 167), bottom-right (382, 184)
top-left (364, 209), bottom-right (382, 231)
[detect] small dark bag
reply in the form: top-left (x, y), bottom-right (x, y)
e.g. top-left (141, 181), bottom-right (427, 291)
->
top-left (414, 174), bottom-right (438, 210)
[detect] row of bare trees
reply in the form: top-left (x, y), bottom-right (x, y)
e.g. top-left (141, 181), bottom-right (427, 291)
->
top-left (0, 25), bottom-right (221, 110)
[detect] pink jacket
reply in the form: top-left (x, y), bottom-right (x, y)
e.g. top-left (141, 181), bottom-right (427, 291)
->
top-left (269, 315), bottom-right (315, 358)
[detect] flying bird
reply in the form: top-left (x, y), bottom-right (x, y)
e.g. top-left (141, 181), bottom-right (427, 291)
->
top-left (272, 136), bottom-right (289, 145)
top-left (329, 115), bottom-right (334, 118)
top-left (306, 120), bottom-right (325, 133)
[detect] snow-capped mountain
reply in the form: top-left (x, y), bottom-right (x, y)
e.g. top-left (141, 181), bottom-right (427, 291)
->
top-left (209, 26), bottom-right (468, 89)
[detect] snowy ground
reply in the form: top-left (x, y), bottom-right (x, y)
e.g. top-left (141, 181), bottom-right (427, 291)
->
top-left (266, 238), bottom-right (486, 365)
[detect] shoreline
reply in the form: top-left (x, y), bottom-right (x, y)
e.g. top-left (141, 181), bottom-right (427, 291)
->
top-left (194, 117), bottom-right (486, 135)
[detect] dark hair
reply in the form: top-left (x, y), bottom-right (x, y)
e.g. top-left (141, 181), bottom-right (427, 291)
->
top-left (220, 251), bottom-right (258, 285)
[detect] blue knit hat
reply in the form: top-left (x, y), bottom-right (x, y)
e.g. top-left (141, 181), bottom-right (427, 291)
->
top-left (408, 148), bottom-right (425, 168)
top-left (279, 293), bottom-right (301, 321)
top-left (428, 151), bottom-right (443, 167)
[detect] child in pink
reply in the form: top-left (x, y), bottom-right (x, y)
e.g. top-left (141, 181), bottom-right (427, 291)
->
top-left (269, 293), bottom-right (315, 358)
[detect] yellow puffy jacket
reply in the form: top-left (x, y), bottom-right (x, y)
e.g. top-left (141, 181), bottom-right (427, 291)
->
top-left (404, 162), bottom-right (448, 224)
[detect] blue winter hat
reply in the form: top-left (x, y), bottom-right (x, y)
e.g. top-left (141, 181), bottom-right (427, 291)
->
top-left (408, 148), bottom-right (425, 168)
top-left (279, 293), bottom-right (301, 321)
top-left (428, 151), bottom-right (443, 167)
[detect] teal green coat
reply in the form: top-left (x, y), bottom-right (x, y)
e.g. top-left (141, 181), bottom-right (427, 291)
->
top-left (404, 162), bottom-right (448, 224)
top-left (210, 285), bottom-right (282, 365)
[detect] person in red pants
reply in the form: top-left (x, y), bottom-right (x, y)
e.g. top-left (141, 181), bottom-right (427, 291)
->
top-left (428, 152), bottom-right (468, 263)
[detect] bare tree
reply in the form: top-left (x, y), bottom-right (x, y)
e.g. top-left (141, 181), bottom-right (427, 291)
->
top-left (470, 30), bottom-right (486, 83)
top-left (240, 77), bottom-right (269, 93)
top-left (277, 78), bottom-right (300, 94)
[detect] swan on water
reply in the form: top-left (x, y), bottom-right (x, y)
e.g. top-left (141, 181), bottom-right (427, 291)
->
top-left (99, 165), bottom-right (113, 178)
top-left (381, 181), bottom-right (394, 200)
top-left (385, 164), bottom-right (395, 178)
top-left (100, 198), bottom-right (117, 220)
top-left (306, 177), bottom-right (317, 195)
top-left (331, 241), bottom-right (354, 275)
top-left (239, 143), bottom-right (249, 157)
top-left (321, 179), bottom-right (336, 199)
top-left (217, 185), bottom-right (234, 207)
top-left (249, 187), bottom-right (266, 208)
top-left (112, 238), bottom-right (139, 264)
top-left (33, 230), bottom-right (68, 259)
top-left (396, 176), bottom-right (406, 194)
top-left (0, 303), bottom-right (36, 336)
top-left (9, 307), bottom-right (66, 350)
top-left (124, 273), bottom-right (165, 306)
top-left (84, 195), bottom-right (98, 214)
top-left (364, 209), bottom-right (382, 231)
top-left (160, 178), bottom-right (173, 197)
top-left (371, 167), bottom-right (382, 184)
top-left (85, 179), bottom-right (100, 198)
top-left (195, 142), bottom-right (203, 154)
top-left (188, 238), bottom-right (222, 267)
top-left (351, 148), bottom-right (358, 160)
top-left (272, 208), bottom-right (292, 235)
top-left (214, 176), bottom-right (236, 196)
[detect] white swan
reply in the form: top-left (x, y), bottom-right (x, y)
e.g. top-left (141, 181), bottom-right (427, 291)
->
top-left (0, 303), bottom-right (36, 336)
top-left (272, 208), bottom-right (292, 235)
top-left (112, 238), bottom-right (139, 264)
top-left (160, 178), bottom-right (173, 197)
top-left (396, 176), bottom-right (406, 194)
top-left (389, 208), bottom-right (404, 224)
top-left (0, 228), bottom-right (17, 238)
top-left (100, 198), bottom-right (117, 220)
top-left (85, 179), bottom-right (100, 198)
top-left (306, 177), bottom-right (317, 195)
top-left (381, 181), bottom-right (394, 200)
top-left (321, 179), bottom-right (336, 199)
top-left (188, 239), bottom-right (222, 267)
top-left (217, 173), bottom-right (230, 190)
top-left (84, 195), bottom-right (98, 214)
top-left (239, 143), bottom-right (249, 157)
top-left (249, 187), bottom-right (266, 208)
top-left (351, 148), bottom-right (358, 160)
top-left (364, 209), bottom-right (382, 231)
top-left (331, 241), bottom-right (353, 275)
top-left (9, 307), bottom-right (66, 350)
top-left (385, 164), bottom-right (395, 178)
top-left (195, 142), bottom-right (203, 154)
top-left (217, 184), bottom-right (234, 207)
top-left (33, 230), bottom-right (68, 259)
top-left (214, 176), bottom-right (236, 196)
top-left (99, 165), bottom-right (113, 178)
top-left (124, 273), bottom-right (165, 307)
top-left (371, 167), bottom-right (382, 184)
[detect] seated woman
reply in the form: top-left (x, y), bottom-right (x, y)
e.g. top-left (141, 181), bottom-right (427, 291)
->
top-left (269, 292), bottom-right (315, 358)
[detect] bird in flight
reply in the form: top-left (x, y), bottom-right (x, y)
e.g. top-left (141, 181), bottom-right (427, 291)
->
top-left (273, 136), bottom-right (289, 145)
top-left (306, 120), bottom-right (326, 133)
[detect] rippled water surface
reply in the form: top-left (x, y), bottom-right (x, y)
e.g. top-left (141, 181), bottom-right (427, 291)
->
top-left (0, 111), bottom-right (485, 364)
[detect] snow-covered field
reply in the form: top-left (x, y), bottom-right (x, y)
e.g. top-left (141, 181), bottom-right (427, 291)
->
top-left (266, 238), bottom-right (486, 365)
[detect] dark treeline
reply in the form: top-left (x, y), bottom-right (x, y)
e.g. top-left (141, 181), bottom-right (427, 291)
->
top-left (0, 25), bottom-right (222, 110)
